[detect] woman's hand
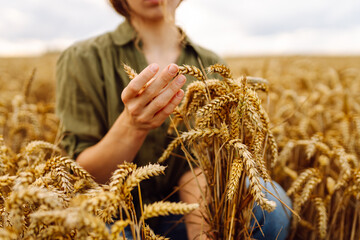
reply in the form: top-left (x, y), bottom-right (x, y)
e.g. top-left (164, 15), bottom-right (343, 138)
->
top-left (120, 63), bottom-right (186, 131)
top-left (76, 63), bottom-right (186, 183)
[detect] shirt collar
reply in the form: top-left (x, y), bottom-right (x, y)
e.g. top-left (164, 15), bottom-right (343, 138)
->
top-left (111, 20), bottom-right (202, 54)
top-left (111, 20), bottom-right (137, 46)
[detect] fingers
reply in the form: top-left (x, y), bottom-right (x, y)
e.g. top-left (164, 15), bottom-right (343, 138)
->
top-left (138, 77), bottom-right (156, 95)
top-left (142, 74), bottom-right (186, 118)
top-left (120, 63), bottom-right (185, 131)
top-left (141, 64), bottom-right (179, 102)
top-left (152, 89), bottom-right (185, 125)
top-left (121, 63), bottom-right (159, 103)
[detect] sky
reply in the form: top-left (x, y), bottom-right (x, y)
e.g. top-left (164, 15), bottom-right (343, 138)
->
top-left (0, 0), bottom-right (360, 57)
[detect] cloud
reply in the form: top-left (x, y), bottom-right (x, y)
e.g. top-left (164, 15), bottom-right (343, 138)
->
top-left (241, 1), bottom-right (360, 36)
top-left (178, 0), bottom-right (360, 35)
top-left (177, 0), bottom-right (360, 55)
top-left (228, 27), bottom-right (360, 55)
top-left (0, 7), bottom-right (31, 37)
top-left (0, 0), bottom-right (359, 56)
top-left (0, 0), bottom-right (121, 40)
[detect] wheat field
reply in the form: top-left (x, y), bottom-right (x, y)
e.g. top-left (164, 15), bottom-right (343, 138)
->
top-left (0, 54), bottom-right (359, 239)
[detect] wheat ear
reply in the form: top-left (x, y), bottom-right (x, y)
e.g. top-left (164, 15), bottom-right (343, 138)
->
top-left (123, 63), bottom-right (138, 80)
top-left (124, 163), bottom-right (166, 192)
top-left (178, 65), bottom-right (205, 81)
top-left (142, 201), bottom-right (199, 220)
top-left (229, 140), bottom-right (276, 212)
top-left (313, 197), bottom-right (327, 239)
top-left (287, 168), bottom-right (319, 196)
top-left (207, 64), bottom-right (233, 79)
top-left (227, 158), bottom-right (244, 200)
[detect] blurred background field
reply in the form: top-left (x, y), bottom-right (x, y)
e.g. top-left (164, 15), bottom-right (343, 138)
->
top-left (1, 54), bottom-right (360, 239)
top-left (1, 54), bottom-right (359, 103)
top-left (0, 53), bottom-right (58, 103)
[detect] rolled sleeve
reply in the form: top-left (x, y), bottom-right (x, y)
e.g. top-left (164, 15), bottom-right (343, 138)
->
top-left (56, 44), bottom-right (107, 159)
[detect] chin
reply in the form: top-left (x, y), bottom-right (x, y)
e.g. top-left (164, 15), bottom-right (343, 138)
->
top-left (150, 14), bottom-right (166, 21)
top-left (141, 10), bottom-right (167, 21)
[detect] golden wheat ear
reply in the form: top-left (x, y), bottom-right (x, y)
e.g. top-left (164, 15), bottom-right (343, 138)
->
top-left (141, 201), bottom-right (199, 220)
top-left (110, 219), bottom-right (131, 239)
top-left (242, 76), bottom-right (269, 92)
top-left (246, 76), bottom-right (269, 85)
top-left (142, 224), bottom-right (170, 240)
top-left (158, 127), bottom-right (223, 163)
top-left (313, 197), bottom-right (328, 239)
top-left (207, 64), bottom-right (233, 79)
top-left (109, 162), bottom-right (137, 192)
top-left (227, 158), bottom-right (244, 200)
top-left (24, 140), bottom-right (61, 155)
top-left (177, 64), bottom-right (205, 81)
top-left (287, 168), bottom-right (320, 196)
top-left (124, 163), bottom-right (166, 192)
top-left (123, 63), bottom-right (138, 80)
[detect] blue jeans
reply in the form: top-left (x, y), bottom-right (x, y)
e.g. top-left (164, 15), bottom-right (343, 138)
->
top-left (249, 179), bottom-right (292, 240)
top-left (120, 179), bottom-right (292, 240)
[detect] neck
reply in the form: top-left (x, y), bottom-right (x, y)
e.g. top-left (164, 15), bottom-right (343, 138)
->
top-left (131, 17), bottom-right (181, 51)
top-left (130, 16), bottom-right (182, 68)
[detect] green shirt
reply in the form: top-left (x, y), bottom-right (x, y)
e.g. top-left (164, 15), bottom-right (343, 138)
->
top-left (56, 20), bottom-right (224, 222)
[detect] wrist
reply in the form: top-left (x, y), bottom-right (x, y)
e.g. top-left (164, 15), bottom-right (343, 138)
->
top-left (115, 111), bottom-right (150, 137)
top-left (94, 111), bottom-right (149, 163)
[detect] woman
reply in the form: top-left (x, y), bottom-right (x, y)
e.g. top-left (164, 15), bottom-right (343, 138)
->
top-left (56, 0), bottom-right (291, 239)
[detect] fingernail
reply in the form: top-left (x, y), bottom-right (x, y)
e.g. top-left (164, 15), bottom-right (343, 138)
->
top-left (176, 75), bottom-right (186, 85)
top-left (176, 90), bottom-right (184, 98)
top-left (150, 63), bottom-right (159, 73)
top-left (168, 64), bottom-right (178, 74)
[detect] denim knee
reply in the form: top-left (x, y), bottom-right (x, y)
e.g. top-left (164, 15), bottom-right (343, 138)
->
top-left (249, 179), bottom-right (292, 240)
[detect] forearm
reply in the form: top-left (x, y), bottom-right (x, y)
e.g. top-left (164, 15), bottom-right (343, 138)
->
top-left (76, 64), bottom-right (185, 184)
top-left (178, 168), bottom-right (210, 240)
top-left (76, 112), bottom-right (148, 184)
